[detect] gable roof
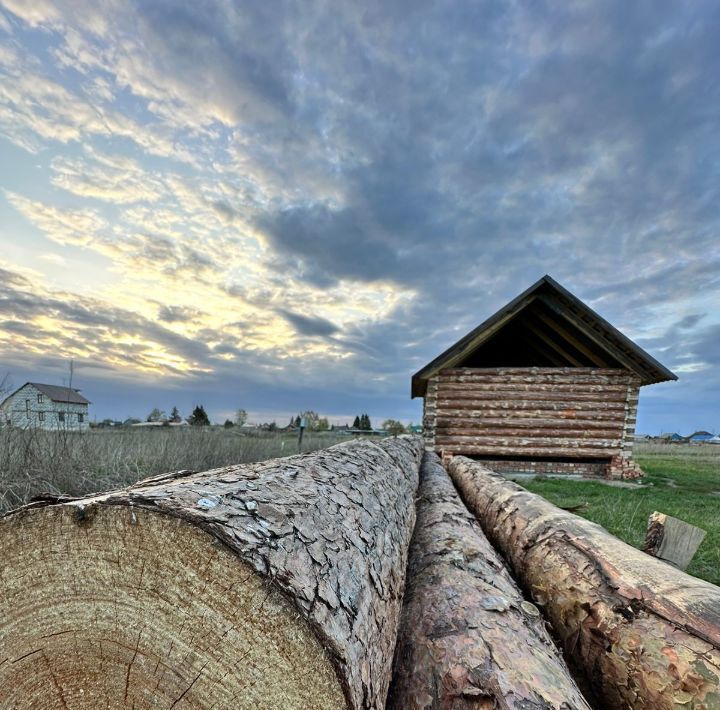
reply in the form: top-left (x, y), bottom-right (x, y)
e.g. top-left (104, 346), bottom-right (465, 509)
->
top-left (411, 275), bottom-right (677, 398)
top-left (1, 382), bottom-right (91, 406)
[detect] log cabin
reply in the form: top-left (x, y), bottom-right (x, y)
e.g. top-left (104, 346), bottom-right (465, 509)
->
top-left (411, 275), bottom-right (677, 479)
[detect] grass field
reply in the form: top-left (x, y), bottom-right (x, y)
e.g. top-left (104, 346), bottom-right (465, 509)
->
top-left (521, 443), bottom-right (720, 585)
top-left (0, 426), bottom-right (349, 514)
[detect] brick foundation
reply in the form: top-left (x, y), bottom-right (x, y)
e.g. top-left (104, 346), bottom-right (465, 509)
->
top-left (469, 457), bottom-right (611, 478)
top-left (462, 455), bottom-right (646, 480)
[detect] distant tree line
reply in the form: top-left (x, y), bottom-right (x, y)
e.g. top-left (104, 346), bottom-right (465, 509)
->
top-left (352, 414), bottom-right (372, 430)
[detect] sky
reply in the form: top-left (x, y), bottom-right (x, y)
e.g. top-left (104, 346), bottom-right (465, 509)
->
top-left (0, 1), bottom-right (718, 433)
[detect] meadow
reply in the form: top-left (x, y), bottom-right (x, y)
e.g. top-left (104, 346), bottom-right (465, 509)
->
top-left (522, 443), bottom-right (720, 585)
top-left (0, 426), bottom-right (348, 514)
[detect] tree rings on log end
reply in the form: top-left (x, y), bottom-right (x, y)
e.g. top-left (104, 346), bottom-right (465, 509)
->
top-left (0, 505), bottom-right (346, 709)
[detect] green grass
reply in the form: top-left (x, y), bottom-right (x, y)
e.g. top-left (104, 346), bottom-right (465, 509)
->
top-left (521, 443), bottom-right (720, 586)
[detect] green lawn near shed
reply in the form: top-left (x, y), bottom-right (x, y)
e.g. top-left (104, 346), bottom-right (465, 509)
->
top-left (520, 444), bottom-right (720, 586)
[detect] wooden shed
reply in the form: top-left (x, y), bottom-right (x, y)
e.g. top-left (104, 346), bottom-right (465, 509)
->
top-left (412, 276), bottom-right (677, 479)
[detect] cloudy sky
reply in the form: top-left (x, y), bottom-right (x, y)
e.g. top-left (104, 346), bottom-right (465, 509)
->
top-left (0, 1), bottom-right (718, 433)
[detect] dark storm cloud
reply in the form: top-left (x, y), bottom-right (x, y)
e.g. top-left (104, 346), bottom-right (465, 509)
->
top-left (276, 308), bottom-right (339, 338)
top-left (259, 205), bottom-right (402, 287)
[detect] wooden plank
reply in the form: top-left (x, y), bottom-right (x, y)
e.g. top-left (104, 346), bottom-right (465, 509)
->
top-left (642, 512), bottom-right (707, 571)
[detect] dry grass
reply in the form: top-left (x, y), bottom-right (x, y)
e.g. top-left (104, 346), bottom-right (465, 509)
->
top-left (0, 426), bottom-right (349, 513)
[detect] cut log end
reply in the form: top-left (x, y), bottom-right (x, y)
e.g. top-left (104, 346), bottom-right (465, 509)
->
top-left (0, 505), bottom-right (346, 709)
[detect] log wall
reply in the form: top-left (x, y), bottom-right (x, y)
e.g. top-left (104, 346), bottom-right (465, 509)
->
top-left (423, 367), bottom-right (642, 478)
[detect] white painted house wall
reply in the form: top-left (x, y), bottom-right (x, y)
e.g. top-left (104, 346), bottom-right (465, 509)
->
top-left (0, 384), bottom-right (90, 431)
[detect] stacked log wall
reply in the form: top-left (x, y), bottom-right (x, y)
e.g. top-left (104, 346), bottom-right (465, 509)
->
top-left (421, 377), bottom-right (438, 450)
top-left (428, 367), bottom-right (642, 478)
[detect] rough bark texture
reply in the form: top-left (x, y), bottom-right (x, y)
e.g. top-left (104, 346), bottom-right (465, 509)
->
top-left (388, 453), bottom-right (590, 710)
top-left (448, 456), bottom-right (720, 709)
top-left (0, 436), bottom-right (423, 709)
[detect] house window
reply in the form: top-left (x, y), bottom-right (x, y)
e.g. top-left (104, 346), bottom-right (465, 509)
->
top-left (38, 412), bottom-right (45, 422)
top-left (78, 413), bottom-right (84, 423)
top-left (37, 394), bottom-right (44, 404)
top-left (26, 400), bottom-right (30, 418)
top-left (58, 412), bottom-right (65, 422)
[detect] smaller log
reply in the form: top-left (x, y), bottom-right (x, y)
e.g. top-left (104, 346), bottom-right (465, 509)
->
top-left (448, 456), bottom-right (720, 709)
top-left (388, 452), bottom-right (590, 709)
top-left (642, 511), bottom-right (706, 570)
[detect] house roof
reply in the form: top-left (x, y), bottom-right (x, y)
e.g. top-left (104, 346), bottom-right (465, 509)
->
top-left (2, 382), bottom-right (91, 405)
top-left (411, 275), bottom-right (677, 398)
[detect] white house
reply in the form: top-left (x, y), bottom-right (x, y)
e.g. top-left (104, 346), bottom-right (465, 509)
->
top-left (0, 382), bottom-right (91, 431)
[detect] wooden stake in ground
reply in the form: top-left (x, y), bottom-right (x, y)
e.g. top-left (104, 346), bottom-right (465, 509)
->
top-left (448, 456), bottom-right (720, 709)
top-left (388, 452), bottom-right (590, 709)
top-left (0, 437), bottom-right (423, 709)
top-left (642, 510), bottom-right (707, 570)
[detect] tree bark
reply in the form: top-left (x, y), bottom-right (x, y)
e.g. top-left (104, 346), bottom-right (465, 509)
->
top-left (0, 436), bottom-right (423, 709)
top-left (448, 456), bottom-right (720, 709)
top-left (388, 452), bottom-right (590, 710)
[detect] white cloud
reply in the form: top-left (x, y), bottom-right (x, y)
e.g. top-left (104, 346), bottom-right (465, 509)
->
top-left (50, 149), bottom-right (166, 204)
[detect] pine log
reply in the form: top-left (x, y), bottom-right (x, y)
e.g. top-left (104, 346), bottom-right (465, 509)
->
top-left (388, 453), bottom-right (590, 709)
top-left (0, 437), bottom-right (423, 709)
top-left (448, 456), bottom-right (720, 709)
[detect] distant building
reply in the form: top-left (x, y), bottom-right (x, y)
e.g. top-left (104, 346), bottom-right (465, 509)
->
top-left (660, 433), bottom-right (684, 442)
top-left (412, 275), bottom-right (677, 480)
top-left (0, 382), bottom-right (90, 431)
top-left (688, 431), bottom-right (714, 442)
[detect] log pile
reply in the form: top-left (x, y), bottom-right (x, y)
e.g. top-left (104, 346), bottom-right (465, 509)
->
top-left (3, 434), bottom-right (720, 709)
top-left (0, 437), bottom-right (422, 709)
top-left (388, 452), bottom-right (590, 709)
top-left (448, 456), bottom-right (720, 709)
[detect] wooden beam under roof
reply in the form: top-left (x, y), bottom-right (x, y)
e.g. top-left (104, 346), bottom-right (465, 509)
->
top-left (518, 315), bottom-right (585, 367)
top-left (514, 330), bottom-right (567, 366)
top-left (533, 307), bottom-right (610, 368)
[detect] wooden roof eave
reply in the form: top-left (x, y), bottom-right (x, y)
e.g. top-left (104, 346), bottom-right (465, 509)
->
top-left (411, 275), bottom-right (678, 398)
top-left (411, 289), bottom-right (541, 398)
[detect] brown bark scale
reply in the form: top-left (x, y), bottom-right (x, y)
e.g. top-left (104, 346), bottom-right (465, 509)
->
top-left (388, 452), bottom-right (590, 710)
top-left (0, 437), bottom-right (423, 709)
top-left (448, 456), bottom-right (720, 709)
